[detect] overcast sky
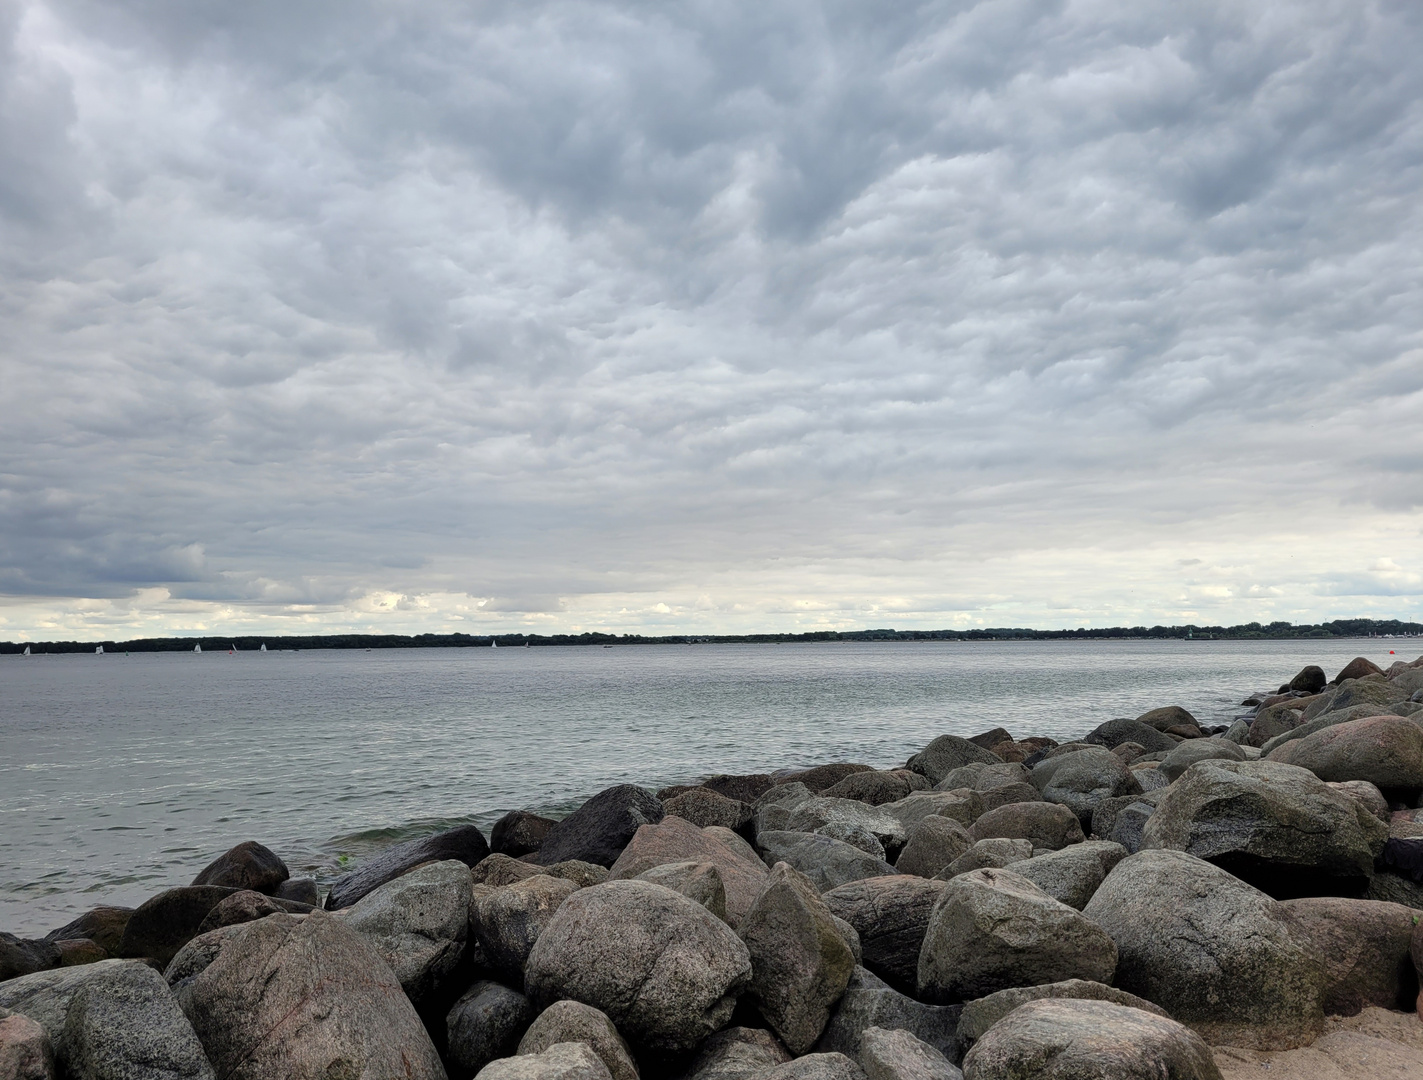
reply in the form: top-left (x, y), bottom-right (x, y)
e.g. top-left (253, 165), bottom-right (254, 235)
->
top-left (1, 0), bottom-right (1421, 639)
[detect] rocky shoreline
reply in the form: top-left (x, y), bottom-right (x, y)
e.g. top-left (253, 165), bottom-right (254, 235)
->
top-left (4, 654), bottom-right (1423, 1079)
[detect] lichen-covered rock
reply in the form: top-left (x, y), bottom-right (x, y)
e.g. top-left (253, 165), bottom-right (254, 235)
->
top-left (917, 868), bottom-right (1116, 1004)
top-left (857, 1027), bottom-right (961, 1080)
top-left (0, 959), bottom-right (214, 1080)
top-left (895, 818), bottom-right (973, 879)
top-left (822, 772), bottom-right (914, 806)
top-left (197, 889), bottom-right (310, 934)
top-left (447, 980), bottom-right (534, 1077)
top-left (517, 1001), bottom-right (638, 1080)
top-left (524, 880), bottom-right (752, 1055)
top-left (609, 815), bottom-right (768, 927)
top-left (756, 832), bottom-right (897, 892)
top-left (472, 874), bottom-right (578, 986)
top-left (0, 1008), bottom-right (54, 1080)
top-left (1031, 747), bottom-right (1143, 829)
top-left (1268, 715), bottom-right (1423, 795)
top-left (816, 968), bottom-right (960, 1062)
top-left (1159, 739), bottom-right (1246, 782)
top-left (531, 786), bottom-right (665, 869)
top-left (967, 802), bottom-right (1083, 851)
top-left (477, 1042), bottom-right (612, 1080)
top-left (738, 863), bottom-right (856, 1054)
top-left (1006, 842), bottom-right (1127, 910)
top-left (955, 979), bottom-right (1168, 1050)
top-left (1082, 849), bottom-right (1324, 1049)
top-left (43, 908), bottom-right (133, 957)
top-left (190, 841), bottom-right (289, 894)
top-left (821, 877), bottom-right (948, 990)
top-left (635, 861), bottom-right (728, 923)
top-left (334, 858), bottom-right (471, 1005)
top-left (325, 823), bottom-right (490, 910)
top-left (933, 839), bottom-right (1033, 880)
top-left (1139, 759), bottom-right (1387, 896)
top-left (663, 789), bottom-right (754, 832)
top-left (906, 738), bottom-right (1001, 786)
top-left (961, 999), bottom-right (1223, 1080)
top-left (784, 799), bottom-right (908, 857)
top-left (0, 935), bottom-right (60, 982)
top-left (1275, 897), bottom-right (1418, 1015)
top-left (764, 1052), bottom-right (867, 1080)
top-left (165, 911), bottom-right (445, 1079)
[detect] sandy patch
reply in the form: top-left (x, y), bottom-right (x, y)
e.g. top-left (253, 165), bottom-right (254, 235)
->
top-left (1213, 1008), bottom-right (1423, 1080)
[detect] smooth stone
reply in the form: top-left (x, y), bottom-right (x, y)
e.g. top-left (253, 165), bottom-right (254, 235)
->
top-left (1159, 739), bottom-right (1246, 782)
top-left (1268, 715), bottom-right (1423, 795)
top-left (1328, 780), bottom-right (1391, 822)
top-left (967, 802), bottom-right (1084, 851)
top-left (778, 765), bottom-right (876, 794)
top-left (530, 786), bottom-right (664, 870)
top-left (894, 818), bottom-right (973, 880)
top-left (857, 1027), bottom-right (961, 1080)
top-left (1275, 897), bottom-right (1418, 1015)
top-left (756, 832), bottom-right (897, 892)
top-left (517, 1001), bottom-right (639, 1080)
top-left (682, 1026), bottom-right (789, 1080)
top-left (1031, 747), bottom-right (1143, 829)
top-left (1291, 665), bottom-right (1328, 694)
top-left (492, 812), bottom-right (558, 859)
top-left (663, 789), bottom-right (754, 832)
top-left (701, 774), bottom-right (777, 804)
top-left (325, 823), bottom-right (491, 910)
top-left (116, 886), bottom-right (239, 967)
top-left (938, 764), bottom-right (1030, 793)
top-left (1006, 841), bottom-right (1127, 910)
top-left (0, 935), bottom-right (61, 982)
top-left (44, 908), bottom-right (133, 956)
top-left (196, 889), bottom-right (309, 934)
top-left (763, 1052), bottom-right (866, 1080)
top-left (816, 821), bottom-right (887, 859)
top-left (472, 874), bottom-right (577, 987)
top-left (274, 878), bottom-right (320, 906)
top-left (956, 979), bottom-right (1169, 1050)
top-left (477, 1042), bottom-right (612, 1080)
top-left (816, 967), bottom-right (961, 1063)
top-left (881, 792), bottom-right (983, 830)
top-left (190, 841), bottom-right (289, 894)
top-left (608, 815), bottom-right (769, 927)
top-left (822, 772), bottom-right (914, 807)
top-left (0, 1009), bottom-right (54, 1080)
top-left (784, 799), bottom-right (908, 858)
top-left (905, 738), bottom-right (1000, 786)
top-left (635, 861), bottom-right (729, 922)
top-left (1080, 719), bottom-right (1176, 754)
top-left (933, 839), bottom-right (1033, 880)
top-left (447, 980), bottom-right (535, 1077)
top-left (755, 783), bottom-right (817, 834)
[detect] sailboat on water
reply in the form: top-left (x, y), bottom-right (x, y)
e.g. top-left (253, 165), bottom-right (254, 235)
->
top-left (22, 645), bottom-right (30, 656)
top-left (194, 643), bottom-right (202, 653)
top-left (95, 645), bottom-right (104, 654)
top-left (491, 639), bottom-right (498, 648)
top-left (229, 644), bottom-right (236, 655)
top-left (260, 643), bottom-right (267, 652)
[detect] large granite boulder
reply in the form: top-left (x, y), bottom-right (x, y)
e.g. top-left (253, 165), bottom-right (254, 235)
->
top-left (44, 907), bottom-right (133, 957)
top-left (857, 1027), bottom-right (961, 1080)
top-left (755, 784), bottom-right (817, 834)
top-left (472, 874), bottom-right (578, 987)
top-left (0, 959), bottom-right (213, 1080)
top-left (517, 1001), bottom-right (639, 1080)
top-left (1082, 849), bottom-right (1324, 1049)
top-left (190, 841), bottom-right (289, 894)
top-left (1135, 706), bottom-right (1202, 734)
top-left (0, 935), bottom-right (60, 982)
top-left (955, 979), bottom-right (1168, 1051)
top-left (784, 799), bottom-right (908, 857)
top-left (938, 763), bottom-right (1030, 795)
top-left (447, 980), bottom-right (534, 1077)
top-left (1030, 747), bottom-right (1142, 829)
top-left (165, 911), bottom-right (445, 1078)
top-left (491, 812), bottom-right (558, 859)
top-left (478, 1042), bottom-right (611, 1080)
top-left (663, 789), bottom-right (754, 832)
top-left (0, 1007), bottom-right (53, 1080)
top-left (524, 880), bottom-right (752, 1055)
top-left (325, 823), bottom-right (490, 910)
top-left (1006, 841), bottom-right (1127, 910)
top-left (117, 886), bottom-right (239, 967)
top-left (916, 868), bottom-right (1116, 1004)
top-left (756, 832), bottom-right (897, 892)
top-left (821, 877), bottom-right (949, 991)
top-left (1291, 665), bottom-right (1328, 694)
top-left (1159, 738), bottom-right (1245, 782)
top-left (778, 765), bottom-right (876, 794)
top-left (934, 839), bottom-right (1033, 880)
top-left (702, 774), bottom-right (777, 803)
top-left (816, 968), bottom-right (960, 1062)
top-left (636, 861), bottom-right (728, 923)
top-left (197, 889), bottom-right (311, 934)
top-left (822, 772), bottom-right (914, 807)
top-left (739, 863), bottom-right (855, 1053)
top-left (333, 858), bottom-right (471, 1006)
top-left (881, 792), bottom-right (983, 831)
top-left (895, 818), bottom-right (973, 879)
top-left (967, 802), bottom-right (1083, 851)
top-left (906, 738), bottom-right (1001, 786)
top-left (1268, 715), bottom-right (1423, 797)
top-left (961, 999), bottom-right (1222, 1080)
top-left (474, 854), bottom-right (607, 889)
top-left (763, 1053), bottom-right (866, 1080)
top-left (608, 815), bottom-right (768, 927)
top-left (683, 1026), bottom-right (789, 1080)
top-left (1139, 759), bottom-right (1388, 897)
top-left (531, 786), bottom-right (664, 869)
top-left (1081, 719), bottom-right (1176, 754)
top-left (1275, 897), bottom-right (1418, 1014)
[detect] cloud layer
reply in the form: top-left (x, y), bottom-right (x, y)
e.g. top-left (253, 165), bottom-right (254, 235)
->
top-left (2, 0), bottom-right (1421, 637)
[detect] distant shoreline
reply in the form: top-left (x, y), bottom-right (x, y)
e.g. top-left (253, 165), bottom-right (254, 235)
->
top-left (3, 618), bottom-right (1421, 653)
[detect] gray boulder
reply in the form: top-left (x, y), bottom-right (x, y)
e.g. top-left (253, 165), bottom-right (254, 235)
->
top-left (816, 968), bottom-right (960, 1062)
top-left (1275, 897), bottom-right (1418, 1015)
top-left (663, 789), bottom-right (753, 832)
top-left (738, 863), bottom-right (856, 1054)
top-left (1108, 801), bottom-right (1157, 854)
top-left (325, 823), bottom-right (490, 910)
top-left (1328, 780), bottom-right (1391, 822)
top-left (517, 1001), bottom-right (638, 1080)
top-left (190, 841), bottom-right (288, 894)
top-left (967, 802), bottom-right (1083, 851)
top-left (165, 911), bottom-right (445, 1078)
top-left (821, 877), bottom-right (948, 990)
top-left (491, 811), bottom-right (558, 859)
top-left (1268, 714), bottom-right (1423, 794)
top-left (905, 737), bottom-right (1000, 786)
top-left (777, 765), bottom-right (875, 794)
top-left (0, 935), bottom-right (60, 982)
top-left (609, 816), bottom-right (768, 928)
top-left (43, 908), bottom-right (132, 956)
top-left (474, 854), bottom-right (607, 890)
top-left (881, 792), bottom-right (983, 830)
top-left (524, 880), bottom-right (752, 1055)
top-left (1031, 748), bottom-right (1142, 829)
top-left (472, 874), bottom-right (579, 987)
top-left (0, 959), bottom-right (213, 1080)
top-left (448, 981), bottom-right (534, 1077)
top-left (956, 979), bottom-right (1168, 1050)
top-left (933, 839), bottom-right (1032, 880)
top-left (116, 887), bottom-right (239, 967)
top-left (0, 1008), bottom-right (53, 1080)
top-left (1139, 759), bottom-right (1388, 895)
top-left (274, 878), bottom-right (320, 906)
top-left (822, 772), bottom-right (914, 806)
top-left (1082, 849), bottom-right (1324, 1049)
top-left (972, 785), bottom-right (1044, 813)
top-left (816, 822), bottom-right (887, 859)
top-left (894, 818), bottom-right (973, 879)
top-left (682, 1026), bottom-right (789, 1080)
top-left (755, 784), bottom-right (816, 834)
top-left (1265, 703), bottom-right (1406, 754)
top-left (756, 832), bottom-right (897, 892)
top-left (764, 1053), bottom-right (866, 1080)
top-left (1007, 842), bottom-right (1127, 910)
top-left (196, 890), bottom-right (310, 934)
top-left (635, 861), bottom-right (728, 923)
top-left (334, 857), bottom-right (470, 1005)
top-left (477, 1043), bottom-right (612, 1080)
top-left (916, 868), bottom-right (1116, 1004)
top-left (857, 1028), bottom-right (961, 1080)
top-left (784, 799), bottom-right (908, 857)
top-left (937, 764), bottom-right (1029, 793)
top-left (531, 786), bottom-right (665, 869)
top-left (961, 999), bottom-right (1223, 1080)
top-left (1136, 705), bottom-right (1201, 734)
top-left (1159, 739), bottom-right (1245, 782)
top-left (1081, 719), bottom-right (1176, 754)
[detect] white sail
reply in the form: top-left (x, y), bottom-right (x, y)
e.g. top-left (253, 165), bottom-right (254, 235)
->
top-left (229, 643), bottom-right (236, 653)
top-left (23, 645), bottom-right (29, 656)
top-left (95, 645), bottom-right (103, 654)
top-left (491, 639), bottom-right (498, 648)
top-left (260, 643), bottom-right (267, 652)
top-left (194, 643), bottom-right (202, 653)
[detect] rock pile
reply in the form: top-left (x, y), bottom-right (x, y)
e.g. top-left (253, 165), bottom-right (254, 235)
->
top-left (5, 654), bottom-right (1423, 1079)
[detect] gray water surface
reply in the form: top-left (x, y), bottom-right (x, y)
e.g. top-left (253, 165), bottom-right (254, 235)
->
top-left (0, 638), bottom-right (1411, 935)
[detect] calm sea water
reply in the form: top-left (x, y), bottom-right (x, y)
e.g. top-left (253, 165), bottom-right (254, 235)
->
top-left (1, 638), bottom-right (1414, 936)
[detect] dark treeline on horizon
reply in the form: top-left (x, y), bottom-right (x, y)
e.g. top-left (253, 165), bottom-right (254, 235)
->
top-left (3, 618), bottom-right (1422, 654)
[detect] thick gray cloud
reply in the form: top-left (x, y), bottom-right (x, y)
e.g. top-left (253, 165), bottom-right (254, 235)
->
top-left (1, 0), bottom-right (1421, 636)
